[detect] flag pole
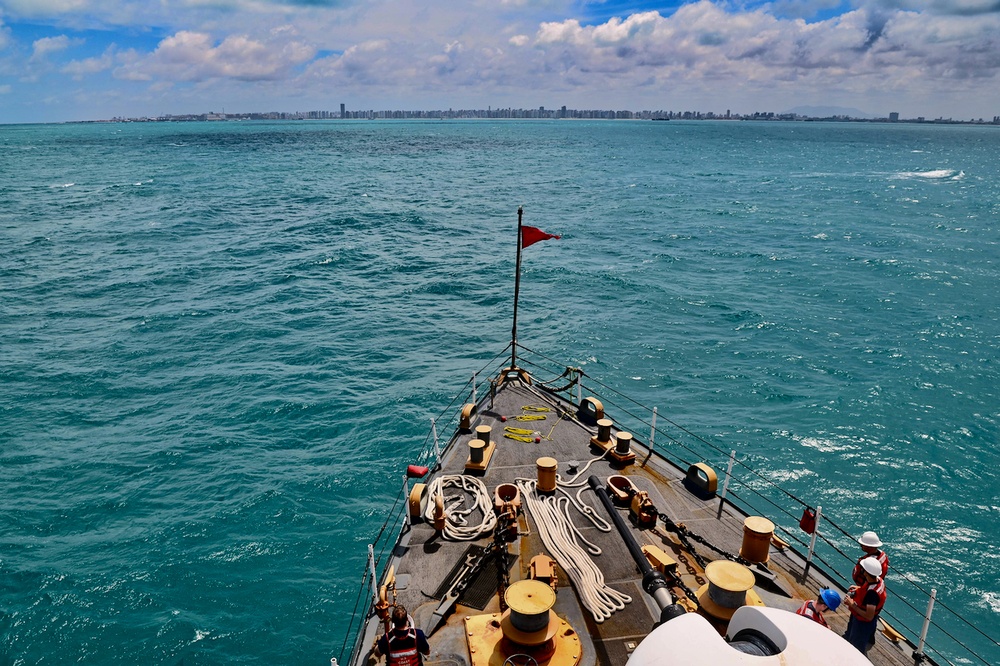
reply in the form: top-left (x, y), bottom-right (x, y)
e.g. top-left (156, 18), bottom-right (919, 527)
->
top-left (511, 206), bottom-right (524, 370)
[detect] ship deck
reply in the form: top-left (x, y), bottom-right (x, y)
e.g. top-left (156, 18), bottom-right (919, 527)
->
top-left (350, 379), bottom-right (921, 666)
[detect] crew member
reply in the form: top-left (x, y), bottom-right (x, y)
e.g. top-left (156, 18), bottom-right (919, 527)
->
top-left (796, 588), bottom-right (841, 628)
top-left (843, 557), bottom-right (886, 654)
top-left (372, 605), bottom-right (430, 666)
top-left (852, 530), bottom-right (889, 585)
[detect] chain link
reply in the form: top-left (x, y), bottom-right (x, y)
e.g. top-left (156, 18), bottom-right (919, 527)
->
top-left (657, 512), bottom-right (751, 567)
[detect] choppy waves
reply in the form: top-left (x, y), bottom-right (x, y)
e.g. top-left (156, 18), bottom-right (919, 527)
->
top-left (2, 119), bottom-right (998, 664)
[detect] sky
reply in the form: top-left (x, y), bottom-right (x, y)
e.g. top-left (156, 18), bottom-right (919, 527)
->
top-left (0, 0), bottom-right (998, 123)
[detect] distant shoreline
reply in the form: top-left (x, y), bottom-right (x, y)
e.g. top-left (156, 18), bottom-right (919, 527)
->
top-left (69, 110), bottom-right (1000, 126)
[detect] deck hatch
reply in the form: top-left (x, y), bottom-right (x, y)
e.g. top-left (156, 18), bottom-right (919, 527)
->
top-left (430, 544), bottom-right (516, 611)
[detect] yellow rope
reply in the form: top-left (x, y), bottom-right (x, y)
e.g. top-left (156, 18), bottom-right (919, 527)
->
top-left (503, 425), bottom-right (538, 443)
top-left (544, 414), bottom-right (568, 441)
top-left (499, 407), bottom-right (556, 442)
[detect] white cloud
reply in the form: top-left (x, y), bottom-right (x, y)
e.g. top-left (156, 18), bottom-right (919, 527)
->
top-left (31, 35), bottom-right (81, 61)
top-left (62, 46), bottom-right (116, 78)
top-left (1, 0), bottom-right (998, 120)
top-left (0, 25), bottom-right (10, 53)
top-left (114, 29), bottom-right (316, 82)
top-left (519, 1), bottom-right (1000, 99)
top-left (3, 0), bottom-right (89, 18)
top-left (0, 83), bottom-right (11, 93)
top-left (860, 0), bottom-right (1000, 16)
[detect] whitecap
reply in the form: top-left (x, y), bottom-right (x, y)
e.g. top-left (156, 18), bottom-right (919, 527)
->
top-left (893, 169), bottom-right (955, 180)
top-left (769, 468), bottom-right (815, 483)
top-left (796, 435), bottom-right (854, 454)
top-left (981, 592), bottom-right (1000, 614)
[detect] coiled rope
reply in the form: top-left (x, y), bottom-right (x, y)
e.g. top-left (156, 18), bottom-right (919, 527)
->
top-left (515, 453), bottom-right (631, 623)
top-left (422, 474), bottom-right (498, 541)
top-left (504, 426), bottom-right (537, 443)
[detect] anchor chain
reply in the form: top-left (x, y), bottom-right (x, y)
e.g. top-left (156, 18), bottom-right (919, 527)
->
top-left (665, 560), bottom-right (702, 605)
top-left (451, 540), bottom-right (503, 601)
top-left (657, 512), bottom-right (752, 568)
top-left (537, 366), bottom-right (582, 394)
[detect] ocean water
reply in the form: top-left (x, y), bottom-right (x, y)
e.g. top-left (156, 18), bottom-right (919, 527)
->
top-left (1, 119), bottom-right (998, 665)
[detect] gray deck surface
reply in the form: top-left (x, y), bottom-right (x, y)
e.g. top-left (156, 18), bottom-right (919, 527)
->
top-left (351, 380), bottom-right (919, 666)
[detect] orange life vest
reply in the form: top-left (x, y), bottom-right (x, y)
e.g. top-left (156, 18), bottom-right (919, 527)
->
top-left (796, 599), bottom-right (829, 627)
top-left (852, 550), bottom-right (889, 585)
top-left (849, 578), bottom-right (886, 621)
top-left (385, 627), bottom-right (422, 666)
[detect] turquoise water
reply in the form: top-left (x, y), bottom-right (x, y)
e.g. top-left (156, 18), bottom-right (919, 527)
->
top-left (1, 120), bottom-right (998, 665)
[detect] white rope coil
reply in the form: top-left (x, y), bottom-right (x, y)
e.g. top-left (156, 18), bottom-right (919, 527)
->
top-left (422, 474), bottom-right (498, 541)
top-left (516, 471), bottom-right (631, 623)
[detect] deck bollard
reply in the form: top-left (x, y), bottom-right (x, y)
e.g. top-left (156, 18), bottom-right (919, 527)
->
top-left (740, 516), bottom-right (775, 564)
top-left (596, 418), bottom-right (613, 444)
top-left (536, 456), bottom-right (558, 492)
top-left (615, 432), bottom-right (633, 456)
top-left (469, 439), bottom-right (486, 465)
top-left (475, 424), bottom-right (492, 446)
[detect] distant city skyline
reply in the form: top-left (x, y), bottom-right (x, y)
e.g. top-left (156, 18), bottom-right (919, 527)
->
top-left (1, 1), bottom-right (998, 125)
top-left (92, 106), bottom-right (1000, 126)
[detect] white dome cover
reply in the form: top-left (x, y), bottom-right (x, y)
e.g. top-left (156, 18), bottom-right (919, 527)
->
top-left (627, 606), bottom-right (872, 666)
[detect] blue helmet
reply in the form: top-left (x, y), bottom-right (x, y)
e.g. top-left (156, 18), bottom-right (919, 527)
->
top-left (820, 588), bottom-right (842, 611)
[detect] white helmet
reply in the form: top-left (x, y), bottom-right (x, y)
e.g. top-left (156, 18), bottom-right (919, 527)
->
top-left (858, 531), bottom-right (883, 548)
top-left (861, 557), bottom-right (883, 577)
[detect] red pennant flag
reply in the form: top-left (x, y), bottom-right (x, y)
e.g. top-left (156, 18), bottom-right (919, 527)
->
top-left (521, 225), bottom-right (560, 248)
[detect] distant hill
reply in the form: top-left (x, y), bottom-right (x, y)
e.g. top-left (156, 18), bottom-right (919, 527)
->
top-left (785, 105), bottom-right (875, 119)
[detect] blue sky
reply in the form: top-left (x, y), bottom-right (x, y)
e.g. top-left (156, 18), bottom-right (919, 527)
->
top-left (1, 0), bottom-right (998, 123)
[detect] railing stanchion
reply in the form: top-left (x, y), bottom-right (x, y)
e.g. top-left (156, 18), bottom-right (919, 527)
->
top-left (642, 407), bottom-right (657, 466)
top-left (576, 372), bottom-right (582, 405)
top-left (472, 373), bottom-right (477, 404)
top-left (367, 544), bottom-right (378, 607)
top-left (914, 588), bottom-right (937, 663)
top-left (803, 505), bottom-right (822, 578)
top-left (431, 417), bottom-right (440, 464)
top-left (402, 474), bottom-right (410, 529)
top-left (716, 450), bottom-right (736, 519)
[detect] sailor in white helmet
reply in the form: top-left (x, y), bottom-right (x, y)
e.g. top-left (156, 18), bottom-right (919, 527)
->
top-left (843, 557), bottom-right (887, 654)
top-left (852, 530), bottom-right (889, 585)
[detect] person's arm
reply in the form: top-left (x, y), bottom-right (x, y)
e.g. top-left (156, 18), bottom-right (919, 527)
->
top-left (417, 630), bottom-right (431, 656)
top-left (846, 590), bottom-right (879, 621)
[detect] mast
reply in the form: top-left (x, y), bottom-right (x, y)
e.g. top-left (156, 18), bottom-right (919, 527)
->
top-left (511, 206), bottom-right (524, 370)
